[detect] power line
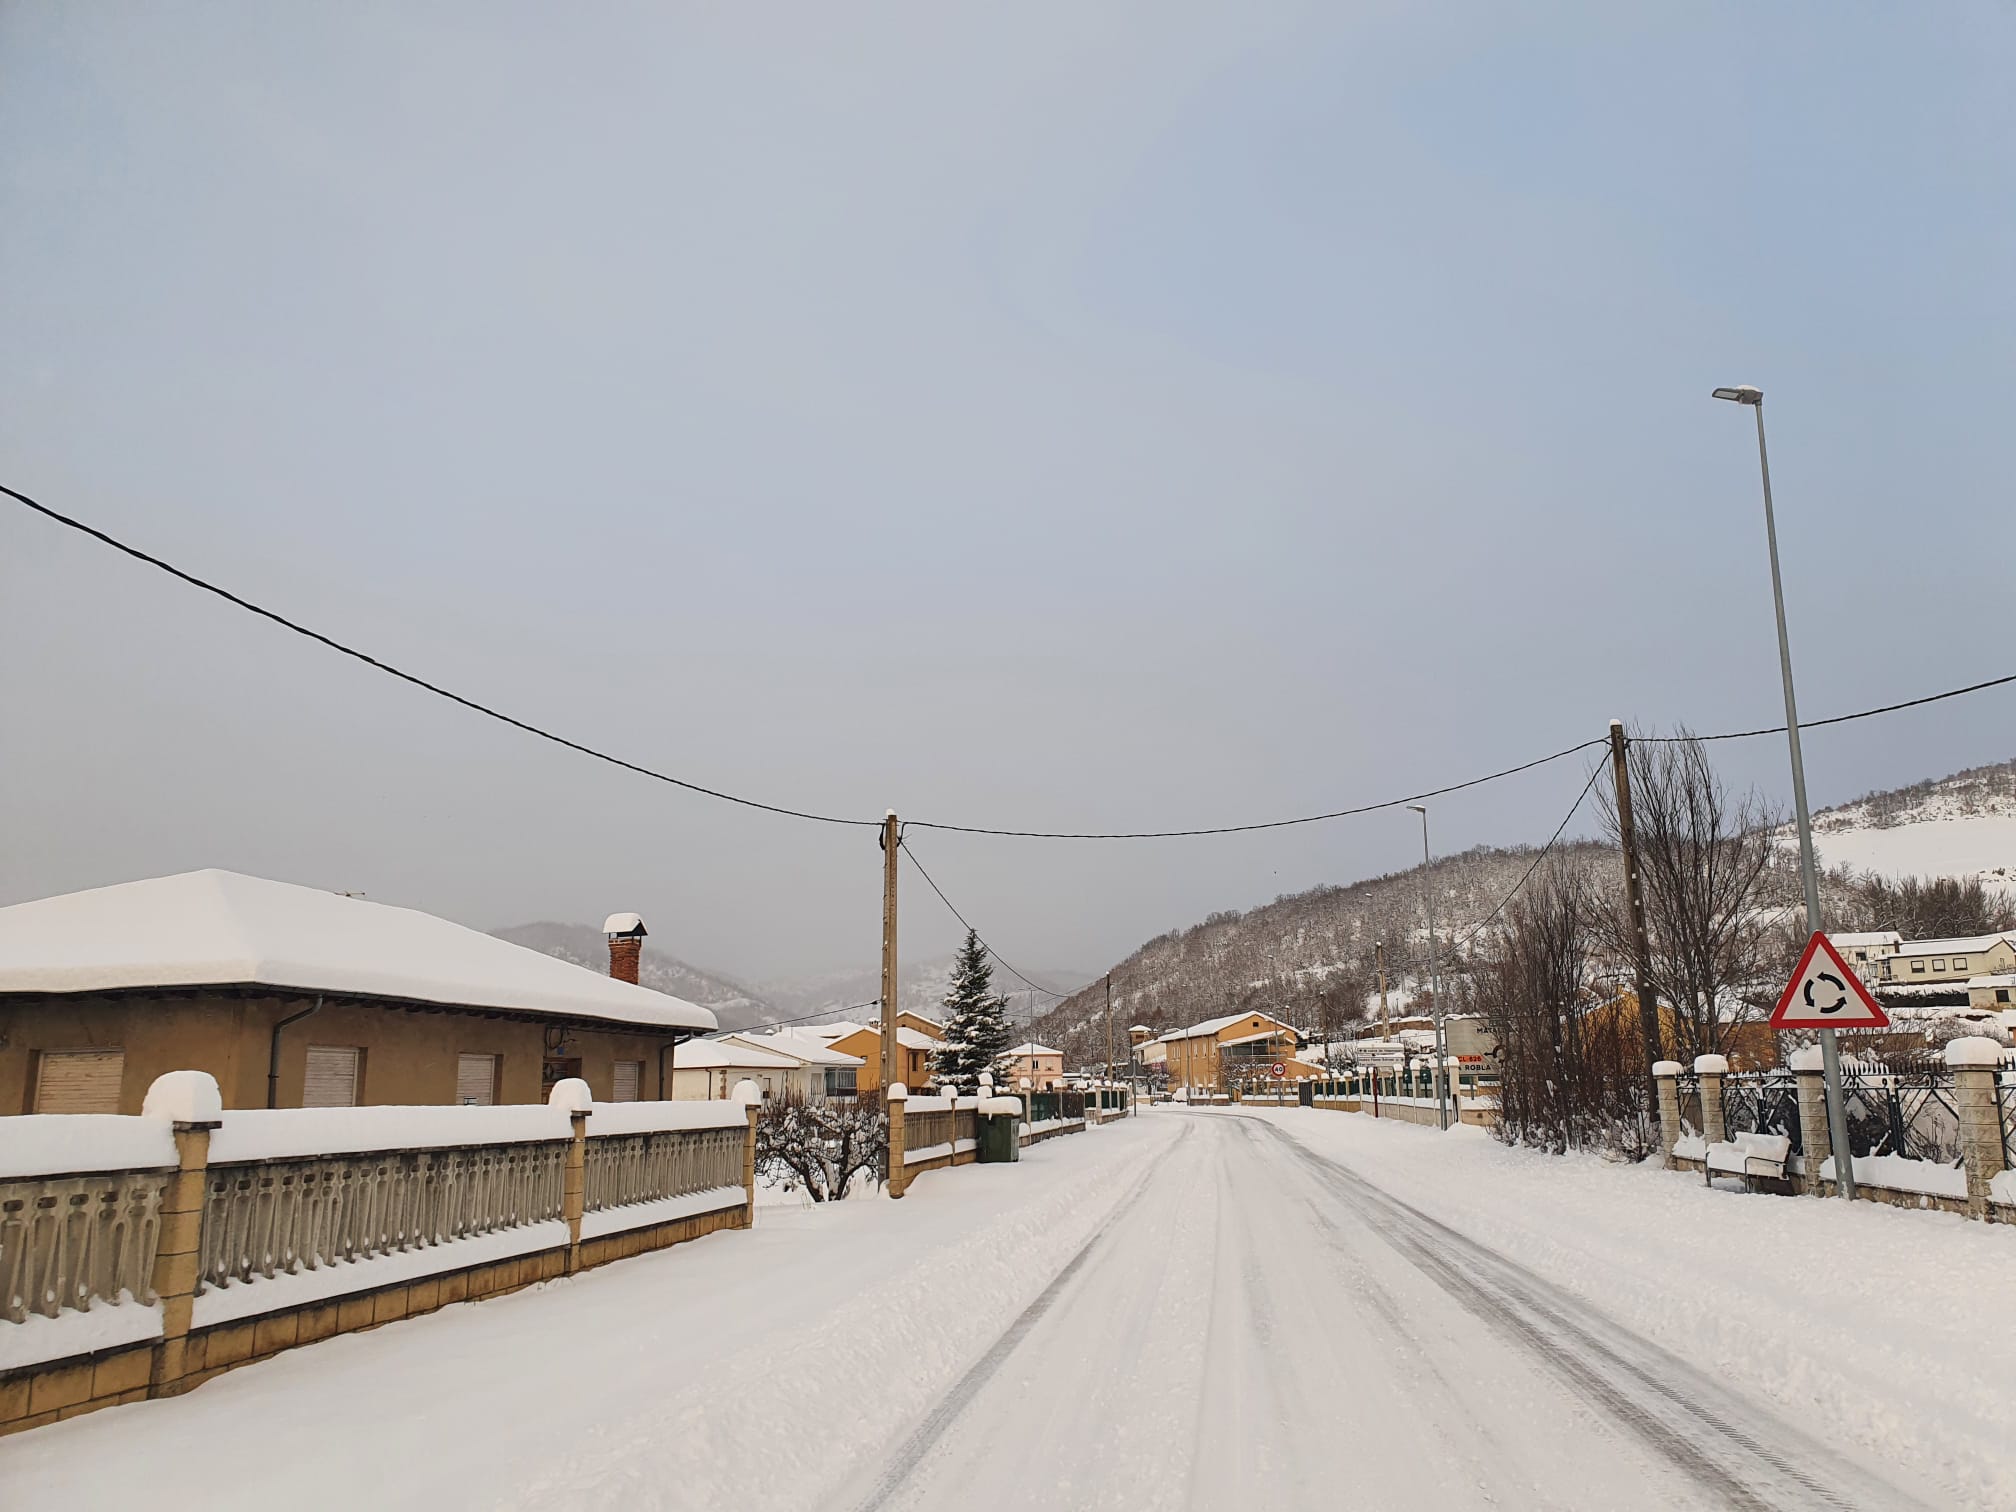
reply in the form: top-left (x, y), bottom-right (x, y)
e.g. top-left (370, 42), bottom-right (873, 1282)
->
top-left (899, 840), bottom-right (1071, 1003)
top-left (8, 483), bottom-right (2012, 842)
top-left (1445, 761), bottom-right (1609, 954)
top-left (1, 483), bottom-right (877, 831)
top-left (712, 998), bottom-right (882, 1036)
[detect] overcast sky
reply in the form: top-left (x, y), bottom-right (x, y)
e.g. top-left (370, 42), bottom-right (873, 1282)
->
top-left (2, 3), bottom-right (2010, 987)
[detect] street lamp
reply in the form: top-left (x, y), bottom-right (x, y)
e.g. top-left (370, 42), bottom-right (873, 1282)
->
top-left (1711, 383), bottom-right (1857, 1200)
top-left (1406, 804), bottom-right (1452, 1131)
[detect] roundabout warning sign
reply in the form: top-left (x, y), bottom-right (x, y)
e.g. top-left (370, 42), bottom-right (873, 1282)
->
top-left (1769, 932), bottom-right (1890, 1030)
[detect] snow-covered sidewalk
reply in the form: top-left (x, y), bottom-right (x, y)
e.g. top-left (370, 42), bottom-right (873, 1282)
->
top-left (0, 1117), bottom-right (1179, 1512)
top-left (1246, 1106), bottom-right (2016, 1510)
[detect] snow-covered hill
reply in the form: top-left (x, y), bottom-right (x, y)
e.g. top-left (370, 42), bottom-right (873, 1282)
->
top-left (1806, 758), bottom-right (2016, 899)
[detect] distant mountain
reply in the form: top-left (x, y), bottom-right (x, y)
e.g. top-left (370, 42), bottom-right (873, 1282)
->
top-left (760, 959), bottom-right (1092, 1029)
top-left (492, 922), bottom-right (778, 1033)
top-left (1031, 755), bottom-right (2016, 1070)
top-left (1806, 758), bottom-right (2016, 900)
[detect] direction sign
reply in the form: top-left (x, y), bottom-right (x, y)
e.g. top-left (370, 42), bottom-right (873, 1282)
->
top-left (1770, 932), bottom-right (1891, 1029)
top-left (1270, 1061), bottom-right (1287, 1078)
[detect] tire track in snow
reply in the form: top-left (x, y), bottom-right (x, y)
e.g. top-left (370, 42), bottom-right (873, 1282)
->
top-left (1250, 1115), bottom-right (1931, 1512)
top-left (839, 1125), bottom-right (1191, 1512)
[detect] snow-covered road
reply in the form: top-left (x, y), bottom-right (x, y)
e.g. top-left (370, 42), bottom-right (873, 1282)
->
top-left (3, 1108), bottom-right (1995, 1510)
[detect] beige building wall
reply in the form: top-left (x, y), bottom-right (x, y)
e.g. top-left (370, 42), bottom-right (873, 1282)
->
top-left (0, 992), bottom-right (685, 1114)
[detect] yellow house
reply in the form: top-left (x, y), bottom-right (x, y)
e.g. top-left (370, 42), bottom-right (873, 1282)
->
top-left (1158, 1010), bottom-right (1306, 1095)
top-left (0, 870), bottom-right (717, 1114)
top-left (824, 1012), bottom-right (944, 1093)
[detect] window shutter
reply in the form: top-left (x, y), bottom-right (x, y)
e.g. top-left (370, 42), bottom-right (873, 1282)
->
top-left (33, 1049), bottom-right (125, 1114)
top-left (303, 1046), bottom-right (361, 1107)
top-left (611, 1060), bottom-right (642, 1103)
top-left (456, 1053), bottom-right (499, 1107)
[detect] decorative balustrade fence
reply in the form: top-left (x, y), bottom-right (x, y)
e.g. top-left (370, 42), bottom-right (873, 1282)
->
top-left (583, 1128), bottom-right (745, 1217)
top-left (198, 1141), bottom-right (569, 1294)
top-left (1, 1169), bottom-right (168, 1324)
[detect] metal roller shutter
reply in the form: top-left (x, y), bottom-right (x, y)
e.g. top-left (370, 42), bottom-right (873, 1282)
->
top-left (303, 1045), bottom-right (361, 1107)
top-left (33, 1048), bottom-right (125, 1113)
top-left (612, 1060), bottom-right (642, 1102)
top-left (456, 1053), bottom-right (499, 1106)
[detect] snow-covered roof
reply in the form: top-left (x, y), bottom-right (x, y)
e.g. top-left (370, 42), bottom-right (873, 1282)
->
top-left (896, 1026), bottom-right (938, 1051)
top-left (1159, 1010), bottom-right (1294, 1044)
top-left (0, 870), bottom-right (715, 1033)
top-left (803, 1020), bottom-right (868, 1042)
top-left (1005, 1042), bottom-right (1062, 1058)
top-left (1829, 931), bottom-right (1902, 950)
top-left (1969, 974), bottom-right (2016, 990)
top-left (723, 1029), bottom-right (865, 1067)
top-left (1219, 1028), bottom-right (1293, 1049)
top-left (1891, 933), bottom-right (2015, 958)
top-left (676, 1039), bottom-right (799, 1070)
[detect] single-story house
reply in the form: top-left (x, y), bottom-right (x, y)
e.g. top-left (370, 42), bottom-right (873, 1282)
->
top-left (716, 1028), bottom-right (865, 1099)
top-left (0, 869), bottom-right (716, 1114)
top-left (667, 1037), bottom-right (805, 1101)
top-left (1880, 933), bottom-right (2016, 987)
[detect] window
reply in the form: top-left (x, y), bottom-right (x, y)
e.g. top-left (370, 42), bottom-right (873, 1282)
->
top-left (612, 1060), bottom-right (643, 1103)
top-left (1932, 959), bottom-right (1946, 972)
top-left (32, 1048), bottom-right (124, 1114)
top-left (303, 1045), bottom-right (362, 1107)
top-left (1912, 960), bottom-right (1927, 974)
top-left (1953, 958), bottom-right (1968, 972)
top-left (457, 1053), bottom-right (501, 1106)
top-left (824, 1066), bottom-right (858, 1098)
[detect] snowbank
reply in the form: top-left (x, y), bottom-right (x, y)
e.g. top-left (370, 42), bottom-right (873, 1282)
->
top-left (1819, 1153), bottom-right (1969, 1200)
top-left (584, 1101), bottom-right (750, 1137)
top-left (0, 1298), bottom-right (162, 1373)
top-left (580, 1186), bottom-right (745, 1240)
top-left (208, 1105), bottom-right (572, 1165)
top-left (0, 1114), bottom-right (178, 1178)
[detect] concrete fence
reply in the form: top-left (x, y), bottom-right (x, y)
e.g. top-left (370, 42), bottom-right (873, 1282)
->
top-left (885, 1084), bottom-right (1087, 1198)
top-left (0, 1071), bottom-right (758, 1435)
top-left (1655, 1038), bottom-right (2014, 1223)
top-left (1303, 1069), bottom-right (1501, 1129)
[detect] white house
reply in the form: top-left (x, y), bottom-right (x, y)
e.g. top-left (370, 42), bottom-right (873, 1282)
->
top-left (668, 1038), bottom-right (802, 1101)
top-left (719, 1028), bottom-right (866, 1099)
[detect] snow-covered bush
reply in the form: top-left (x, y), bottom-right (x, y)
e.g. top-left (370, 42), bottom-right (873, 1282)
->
top-left (754, 1090), bottom-right (887, 1202)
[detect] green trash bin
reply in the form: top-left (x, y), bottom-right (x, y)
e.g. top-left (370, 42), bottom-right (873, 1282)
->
top-left (977, 1109), bottom-right (1022, 1163)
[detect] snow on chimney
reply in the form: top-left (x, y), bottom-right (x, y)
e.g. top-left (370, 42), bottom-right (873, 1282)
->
top-left (604, 912), bottom-right (647, 984)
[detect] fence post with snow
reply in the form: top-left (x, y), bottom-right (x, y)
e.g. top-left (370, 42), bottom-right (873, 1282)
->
top-left (1946, 1037), bottom-right (2007, 1220)
top-left (1790, 1047), bottom-right (1833, 1197)
top-left (1652, 1062), bottom-right (1683, 1163)
top-left (553, 1077), bottom-right (592, 1273)
top-left (1693, 1056), bottom-right (1729, 1147)
top-left (734, 1078), bottom-right (762, 1227)
top-left (144, 1071), bottom-right (223, 1398)
top-left (886, 1083), bottom-right (909, 1200)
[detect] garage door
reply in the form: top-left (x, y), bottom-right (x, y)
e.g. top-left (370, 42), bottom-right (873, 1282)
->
top-left (456, 1053), bottom-right (499, 1106)
top-left (303, 1045), bottom-right (361, 1107)
top-left (33, 1048), bottom-right (125, 1113)
top-left (612, 1060), bottom-right (642, 1102)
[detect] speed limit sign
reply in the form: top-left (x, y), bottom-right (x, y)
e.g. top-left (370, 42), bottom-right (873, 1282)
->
top-left (1271, 1061), bottom-right (1286, 1078)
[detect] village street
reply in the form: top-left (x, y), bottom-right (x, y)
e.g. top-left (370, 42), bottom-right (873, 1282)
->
top-left (4, 1109), bottom-right (2005, 1511)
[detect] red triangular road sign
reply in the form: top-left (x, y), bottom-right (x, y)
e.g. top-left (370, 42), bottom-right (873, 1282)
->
top-left (1770, 932), bottom-right (1891, 1029)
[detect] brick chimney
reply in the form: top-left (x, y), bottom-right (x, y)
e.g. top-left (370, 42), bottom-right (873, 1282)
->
top-left (603, 912), bottom-right (647, 984)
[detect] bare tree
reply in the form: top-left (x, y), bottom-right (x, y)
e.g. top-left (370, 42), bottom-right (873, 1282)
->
top-left (1850, 874), bottom-right (2016, 939)
top-left (1594, 732), bottom-right (1782, 1063)
top-left (754, 1090), bottom-right (886, 1202)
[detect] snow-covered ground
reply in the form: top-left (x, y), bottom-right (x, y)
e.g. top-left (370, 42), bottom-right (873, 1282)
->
top-left (5, 1109), bottom-right (2005, 1509)
top-left (1811, 814), bottom-right (2016, 899)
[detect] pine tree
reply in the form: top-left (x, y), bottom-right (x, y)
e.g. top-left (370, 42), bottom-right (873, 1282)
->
top-left (931, 929), bottom-right (1014, 1090)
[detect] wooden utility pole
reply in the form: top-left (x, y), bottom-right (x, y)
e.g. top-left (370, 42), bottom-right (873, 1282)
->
top-left (1375, 940), bottom-right (1389, 1039)
top-left (1608, 722), bottom-right (1663, 1085)
top-left (880, 809), bottom-right (900, 1091)
top-left (1104, 973), bottom-right (1114, 1090)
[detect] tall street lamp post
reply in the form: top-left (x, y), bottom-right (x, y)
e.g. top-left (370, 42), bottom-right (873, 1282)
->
top-left (1711, 384), bottom-right (1857, 1200)
top-left (1406, 803), bottom-right (1451, 1131)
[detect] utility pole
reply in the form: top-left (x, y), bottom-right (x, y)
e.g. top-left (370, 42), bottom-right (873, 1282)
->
top-left (1376, 940), bottom-right (1389, 1039)
top-left (1104, 972), bottom-right (1114, 1092)
top-left (1609, 721), bottom-right (1664, 1090)
top-left (880, 809), bottom-right (900, 1093)
top-left (1712, 384), bottom-right (1857, 1201)
top-left (1407, 805), bottom-right (1451, 1132)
